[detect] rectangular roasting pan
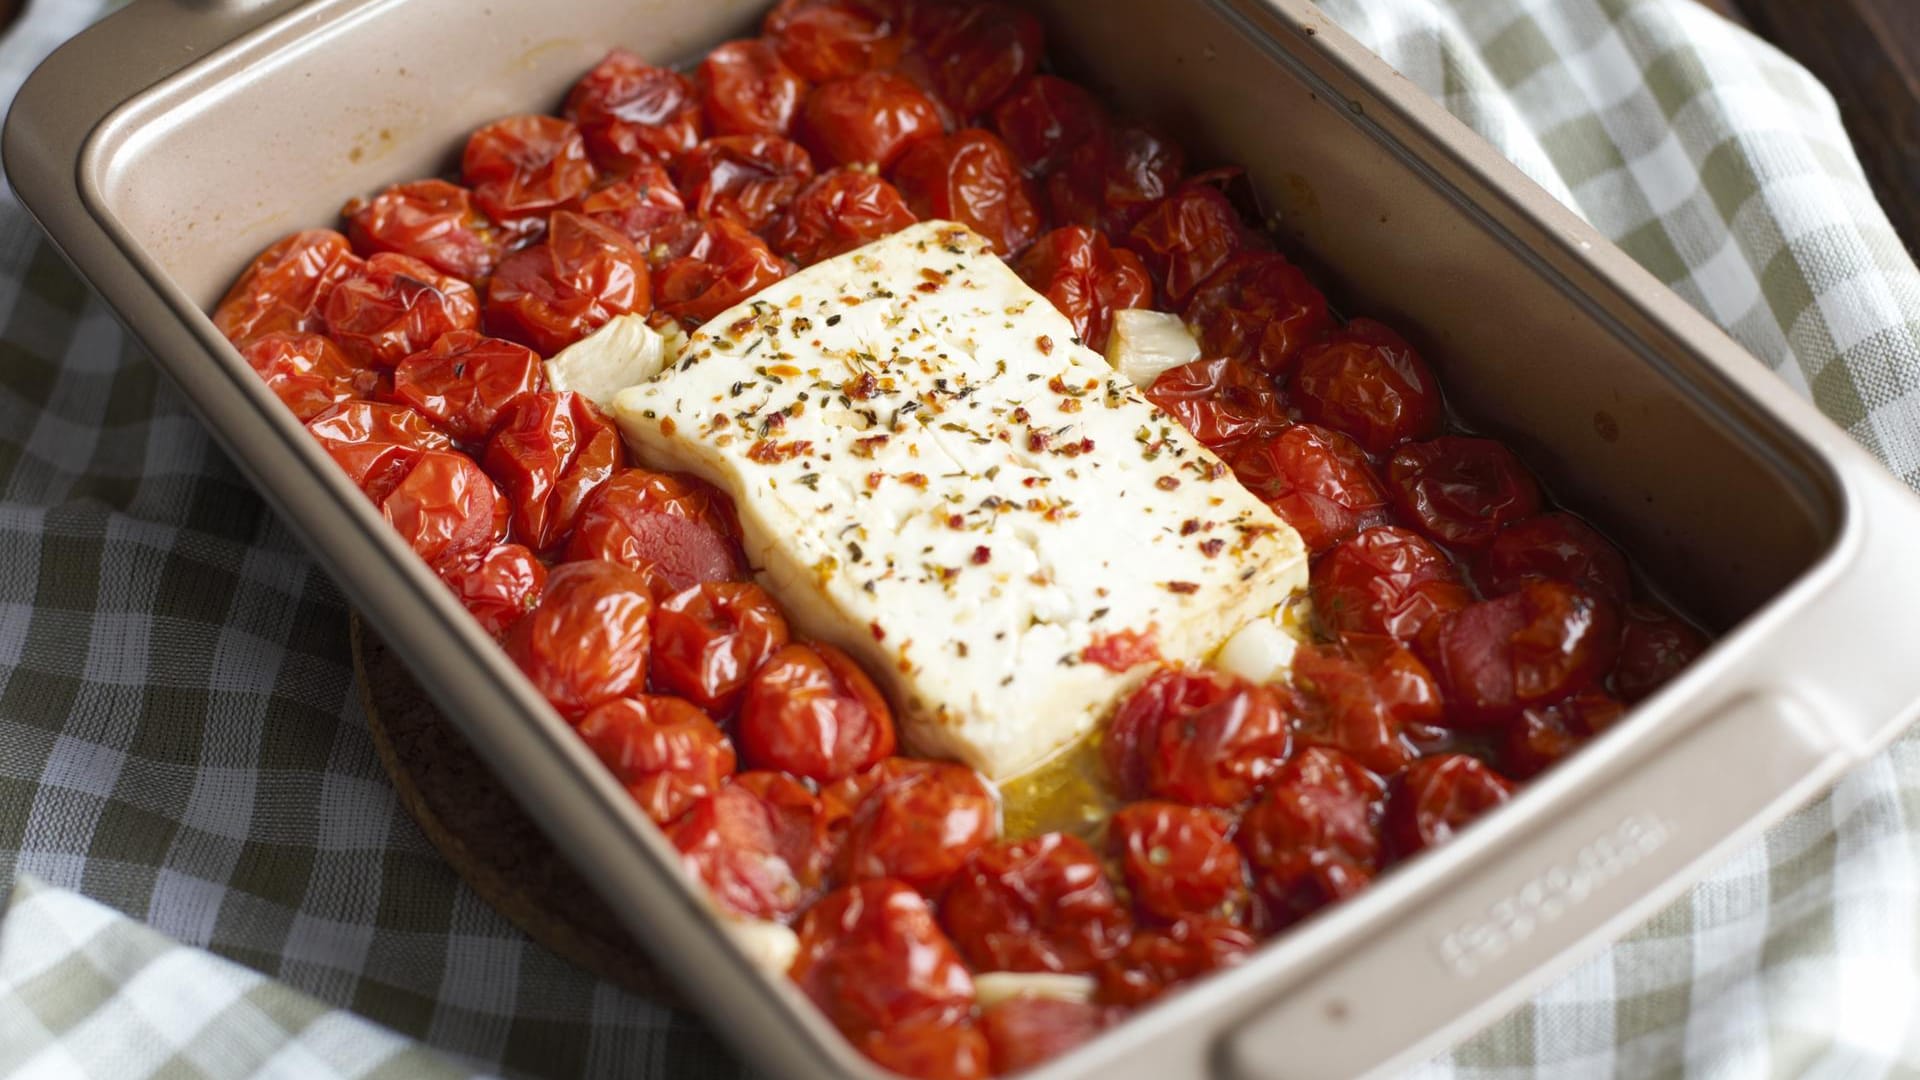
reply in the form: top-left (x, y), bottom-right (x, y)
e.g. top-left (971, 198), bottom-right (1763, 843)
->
top-left (11, 1), bottom-right (1920, 1076)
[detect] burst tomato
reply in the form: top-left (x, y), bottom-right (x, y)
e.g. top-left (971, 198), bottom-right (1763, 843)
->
top-left (482, 390), bottom-right (622, 553)
top-left (1385, 753), bottom-right (1515, 857)
top-left (1480, 512), bottom-right (1632, 603)
top-left (1611, 603), bottom-right (1707, 702)
top-left (733, 770), bottom-right (843, 890)
top-left (1387, 436), bottom-right (1543, 551)
top-left (431, 541), bottom-right (546, 636)
top-left (1098, 916), bottom-right (1256, 1006)
top-left (889, 129), bottom-right (1042, 256)
top-left (858, 1016), bottom-right (990, 1080)
top-left (738, 642), bottom-right (895, 781)
top-left (838, 760), bottom-right (997, 894)
top-left (989, 75), bottom-right (1109, 177)
top-left (1312, 526), bottom-right (1473, 651)
top-left (575, 695), bottom-right (736, 824)
top-left (1108, 802), bottom-right (1251, 925)
top-left (654, 219), bottom-right (793, 327)
top-left (940, 833), bottom-right (1129, 974)
top-left (766, 168), bottom-right (918, 266)
top-left (650, 582), bottom-right (791, 717)
top-left (981, 997), bottom-right (1119, 1076)
top-left (388, 330), bottom-right (544, 445)
top-left (670, 782), bottom-right (809, 919)
top-left (766, 0), bottom-right (909, 82)
top-left (675, 134), bottom-right (817, 232)
top-left (1046, 124), bottom-right (1186, 240)
top-left (1501, 690), bottom-right (1624, 779)
top-left (1433, 580), bottom-right (1621, 725)
top-left (1014, 225), bottom-right (1152, 352)
top-left (903, 0), bottom-right (1042, 118)
top-left (1183, 252), bottom-right (1333, 376)
top-left (461, 115), bottom-right (598, 239)
top-left (1289, 640), bottom-right (1441, 775)
top-left (792, 879), bottom-right (976, 1038)
top-left (240, 332), bottom-right (372, 421)
top-left (570, 159), bottom-right (688, 253)
top-left (343, 179), bottom-right (504, 283)
top-left (483, 211), bottom-right (651, 356)
top-left (1236, 747), bottom-right (1384, 927)
top-left (1126, 170), bottom-right (1258, 305)
top-left (323, 253), bottom-right (481, 369)
top-left (1143, 357), bottom-right (1289, 457)
top-left (698, 39), bottom-right (810, 138)
top-left (379, 449), bottom-right (508, 564)
top-left (801, 72), bottom-right (944, 169)
top-left (213, 229), bottom-right (361, 347)
top-left (565, 468), bottom-right (746, 598)
top-left (505, 559), bottom-right (655, 718)
top-left (305, 400), bottom-right (454, 502)
top-left (564, 50), bottom-right (705, 172)
top-left (1103, 667), bottom-right (1291, 808)
top-left (1292, 318), bottom-right (1444, 455)
top-left (1230, 423), bottom-right (1390, 554)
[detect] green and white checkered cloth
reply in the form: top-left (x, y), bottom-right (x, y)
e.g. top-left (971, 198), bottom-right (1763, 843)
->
top-left (1, 0), bottom-right (1917, 1077)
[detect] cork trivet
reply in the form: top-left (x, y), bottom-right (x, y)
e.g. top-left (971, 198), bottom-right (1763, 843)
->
top-left (349, 614), bottom-right (676, 1004)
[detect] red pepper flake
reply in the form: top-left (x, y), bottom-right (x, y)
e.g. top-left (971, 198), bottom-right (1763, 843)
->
top-left (852, 434), bottom-right (890, 458)
top-left (1010, 406), bottom-right (1031, 424)
top-left (1082, 626), bottom-right (1160, 673)
top-left (1022, 476), bottom-right (1041, 488)
top-left (1027, 430), bottom-right (1051, 452)
top-left (1037, 334), bottom-right (1054, 355)
top-left (866, 471), bottom-right (885, 490)
top-left (747, 439), bottom-right (813, 464)
top-left (1163, 581), bottom-right (1201, 595)
top-left (1180, 519), bottom-right (1202, 536)
top-left (901, 472), bottom-right (929, 489)
top-left (1047, 375), bottom-right (1071, 394)
top-left (971, 545), bottom-right (991, 565)
top-left (1200, 538), bottom-right (1226, 558)
top-left (727, 315), bottom-right (757, 337)
top-left (870, 621), bottom-right (886, 641)
top-left (844, 372), bottom-right (880, 400)
top-left (946, 514), bottom-right (966, 529)
top-left (660, 416), bottom-right (678, 437)
top-left (1156, 476), bottom-right (1180, 491)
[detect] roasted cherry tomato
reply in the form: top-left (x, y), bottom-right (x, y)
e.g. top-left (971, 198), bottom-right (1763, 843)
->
top-left (670, 782), bottom-right (809, 919)
top-left (1611, 603), bottom-right (1707, 703)
top-left (989, 75), bottom-right (1109, 177)
top-left (431, 541), bottom-right (546, 636)
top-left (1103, 667), bottom-right (1291, 808)
top-left (1047, 125), bottom-right (1186, 240)
top-left (655, 219), bottom-right (793, 327)
top-left (483, 211), bottom-right (651, 356)
top-left (735, 770), bottom-right (844, 890)
top-left (566, 468), bottom-right (746, 598)
top-left (324, 253), bottom-right (481, 369)
top-left (1385, 753), bottom-right (1515, 858)
top-left (766, 168), bottom-right (919, 266)
top-left (858, 1016), bottom-right (990, 1080)
top-left (1387, 436), bottom-right (1543, 551)
top-left (1292, 319), bottom-right (1443, 456)
top-left (1126, 170), bottom-right (1258, 305)
top-left (461, 115), bottom-right (599, 239)
top-left (482, 390), bottom-right (622, 553)
top-left (792, 879), bottom-right (976, 1039)
top-left (305, 400), bottom-right (454, 502)
top-left (889, 129), bottom-right (1042, 256)
top-left (575, 695), bottom-right (736, 824)
top-left (1229, 423), bottom-right (1390, 554)
top-left (1143, 357), bottom-right (1289, 457)
top-left (982, 997), bottom-right (1120, 1076)
top-left (570, 158), bottom-right (689, 253)
top-left (213, 229), bottom-right (361, 347)
top-left (838, 760), bottom-right (997, 894)
top-left (1289, 640), bottom-right (1441, 776)
top-left (380, 449), bottom-right (508, 564)
top-left (1183, 252), bottom-right (1333, 376)
top-left (801, 72), bottom-right (944, 169)
top-left (240, 332), bottom-right (373, 421)
top-left (1433, 580), bottom-right (1621, 725)
top-left (766, 0), bottom-right (909, 83)
top-left (1236, 747), bottom-right (1384, 927)
top-left (564, 50), bottom-right (705, 172)
top-left (1501, 690), bottom-right (1624, 779)
top-left (1097, 916), bottom-right (1256, 1007)
top-left (1480, 512), bottom-right (1632, 604)
top-left (940, 833), bottom-right (1129, 974)
top-left (698, 39), bottom-right (810, 138)
top-left (903, 0), bottom-right (1041, 118)
top-left (342, 179), bottom-right (504, 283)
top-left (504, 559), bottom-right (654, 718)
top-left (739, 642), bottom-right (895, 781)
top-left (389, 330), bottom-right (545, 445)
top-left (1311, 526), bottom-right (1472, 651)
top-left (1108, 801), bottom-right (1251, 925)
top-left (650, 582), bottom-right (789, 716)
top-left (1014, 225), bottom-right (1152, 352)
top-left (675, 134), bottom-right (818, 232)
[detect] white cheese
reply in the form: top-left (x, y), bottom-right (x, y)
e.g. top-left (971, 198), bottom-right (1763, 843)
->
top-left (1214, 612), bottom-right (1300, 686)
top-left (974, 972), bottom-right (1097, 1007)
top-left (721, 917), bottom-right (800, 975)
top-left (1105, 308), bottom-right (1201, 390)
top-left (613, 222), bottom-right (1308, 780)
top-left (545, 313), bottom-right (684, 409)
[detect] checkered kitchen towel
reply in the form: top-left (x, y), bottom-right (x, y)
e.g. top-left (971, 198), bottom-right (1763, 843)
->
top-left (2, 1), bottom-right (1918, 1078)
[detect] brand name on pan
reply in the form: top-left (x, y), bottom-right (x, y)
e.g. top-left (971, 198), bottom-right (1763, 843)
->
top-left (1434, 812), bottom-right (1671, 979)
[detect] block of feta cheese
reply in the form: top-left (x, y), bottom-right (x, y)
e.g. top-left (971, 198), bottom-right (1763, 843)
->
top-left (612, 222), bottom-right (1308, 780)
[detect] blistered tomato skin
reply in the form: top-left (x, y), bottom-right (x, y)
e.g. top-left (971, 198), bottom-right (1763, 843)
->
top-left (903, 0), bottom-right (1042, 118)
top-left (1126, 171), bottom-right (1258, 305)
top-left (890, 129), bottom-right (1042, 256)
top-left (765, 0), bottom-right (909, 83)
top-left (483, 391), bottom-right (622, 554)
top-left (982, 998), bottom-right (1119, 1076)
top-left (801, 72), bottom-right (945, 169)
top-left (1230, 423), bottom-right (1390, 554)
top-left (343, 180), bottom-right (504, 283)
top-left (565, 468), bottom-right (746, 599)
top-left (675, 134), bottom-right (818, 232)
top-left (504, 559), bottom-right (655, 719)
top-left (1098, 916), bottom-right (1257, 1007)
top-left (655, 219), bottom-right (793, 327)
top-left (733, 770), bottom-right (843, 890)
top-left (940, 833), bottom-right (1130, 974)
top-left (461, 115), bottom-right (599, 239)
top-left (1386, 753), bottom-right (1515, 857)
top-left (838, 760), bottom-right (997, 895)
top-left (738, 642), bottom-right (896, 781)
top-left (1502, 691), bottom-right (1624, 779)
top-left (650, 582), bottom-right (790, 716)
top-left (1388, 436), bottom-right (1544, 551)
top-left (1289, 640), bottom-right (1441, 776)
top-left (571, 158), bottom-right (688, 252)
top-left (323, 253), bottom-right (482, 369)
top-left (1144, 357), bottom-right (1290, 458)
top-left (1236, 747), bottom-right (1385, 927)
top-left (379, 450), bottom-right (509, 564)
top-left (766, 168), bottom-right (919, 266)
top-left (1108, 802), bottom-right (1251, 925)
top-left (859, 1016), bottom-right (991, 1080)
top-left (1103, 667), bottom-right (1292, 809)
top-left (564, 50), bottom-right (705, 172)
top-left (240, 332), bottom-right (371, 421)
top-left (670, 782), bottom-right (809, 920)
top-left (389, 330), bottom-right (545, 445)
top-left (431, 542), bottom-right (546, 636)
top-left (1014, 225), bottom-right (1152, 353)
top-left (989, 75), bottom-right (1109, 178)
top-left (1047, 124), bottom-right (1187, 241)
top-left (213, 229), bottom-right (361, 347)
top-left (1292, 319), bottom-right (1444, 456)
top-left (1480, 512), bottom-right (1633, 603)
top-left (483, 211), bottom-right (652, 357)
top-left (1312, 525), bottom-right (1473, 651)
top-left (1434, 580), bottom-right (1621, 726)
top-left (1184, 252), bottom-right (1333, 377)
top-left (1611, 603), bottom-right (1708, 703)
top-left (698, 39), bottom-right (810, 138)
top-left (305, 401), bottom-right (455, 503)
top-left (793, 879), bottom-right (976, 1037)
top-left (575, 695), bottom-right (736, 825)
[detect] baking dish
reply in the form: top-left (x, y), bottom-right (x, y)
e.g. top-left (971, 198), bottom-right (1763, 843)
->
top-left (10, 0), bottom-right (1920, 1076)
